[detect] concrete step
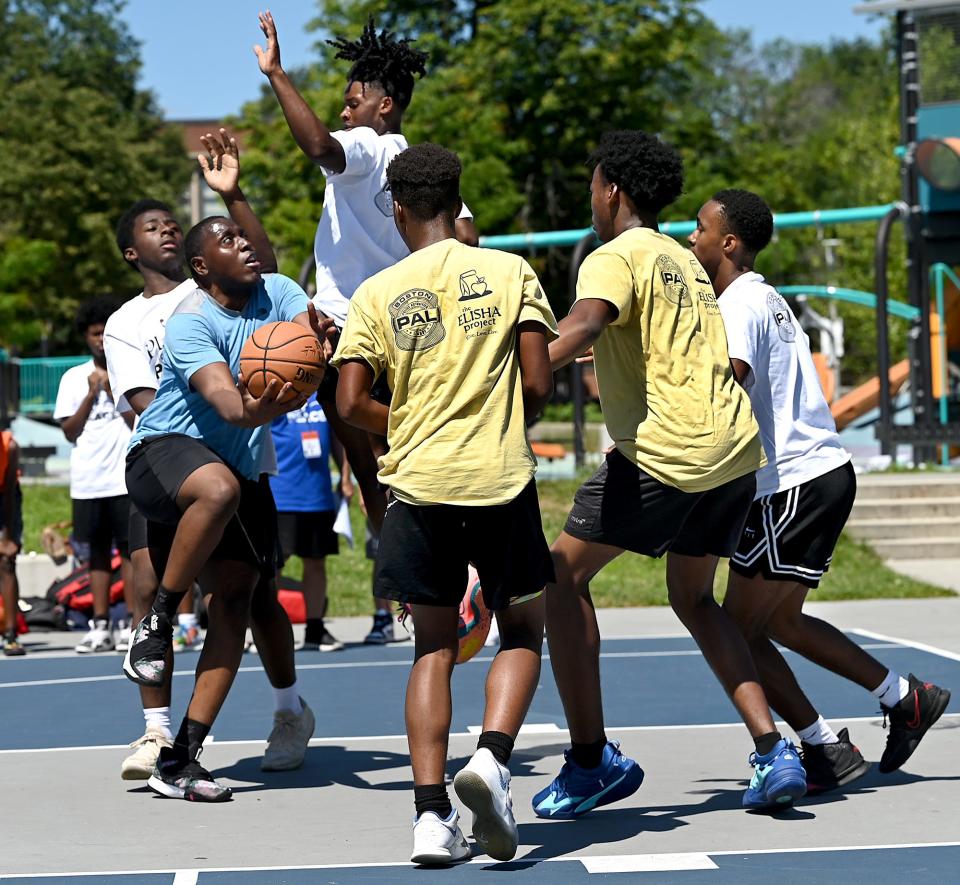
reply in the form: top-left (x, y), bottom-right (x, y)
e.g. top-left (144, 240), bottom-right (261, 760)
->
top-left (869, 536), bottom-right (960, 560)
top-left (847, 516), bottom-right (958, 541)
top-left (855, 473), bottom-right (960, 500)
top-left (851, 497), bottom-right (960, 520)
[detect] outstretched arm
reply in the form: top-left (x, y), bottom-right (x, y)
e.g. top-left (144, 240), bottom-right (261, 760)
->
top-left (199, 128), bottom-right (278, 274)
top-left (548, 299), bottom-right (618, 371)
top-left (255, 11), bottom-right (346, 173)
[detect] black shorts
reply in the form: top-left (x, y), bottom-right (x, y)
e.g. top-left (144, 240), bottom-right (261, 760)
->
top-left (277, 510), bottom-right (338, 562)
top-left (126, 434), bottom-right (280, 575)
top-left (729, 461), bottom-right (856, 589)
top-left (564, 448), bottom-right (756, 558)
top-left (72, 494), bottom-right (130, 558)
top-left (374, 480), bottom-right (555, 611)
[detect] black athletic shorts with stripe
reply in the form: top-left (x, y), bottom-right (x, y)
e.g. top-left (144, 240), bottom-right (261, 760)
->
top-left (563, 448), bottom-right (757, 558)
top-left (126, 434), bottom-right (279, 576)
top-left (728, 461), bottom-right (856, 589)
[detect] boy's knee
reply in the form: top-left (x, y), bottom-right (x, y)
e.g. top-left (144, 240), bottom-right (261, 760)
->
top-left (204, 476), bottom-right (241, 520)
top-left (722, 597), bottom-right (767, 643)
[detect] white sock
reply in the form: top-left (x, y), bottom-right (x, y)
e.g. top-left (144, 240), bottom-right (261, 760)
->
top-left (177, 612), bottom-right (198, 630)
top-left (872, 669), bottom-right (910, 707)
top-left (143, 706), bottom-right (173, 740)
top-left (274, 682), bottom-right (303, 715)
top-left (795, 716), bottom-right (839, 746)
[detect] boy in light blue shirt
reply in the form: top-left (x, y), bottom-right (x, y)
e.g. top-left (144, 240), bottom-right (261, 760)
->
top-left (123, 215), bottom-right (332, 802)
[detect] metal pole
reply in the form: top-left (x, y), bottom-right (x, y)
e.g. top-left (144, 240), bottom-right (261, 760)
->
top-left (875, 205), bottom-right (908, 456)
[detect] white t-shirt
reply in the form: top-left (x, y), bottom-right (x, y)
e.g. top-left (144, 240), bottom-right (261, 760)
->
top-left (54, 359), bottom-right (131, 499)
top-left (103, 278), bottom-right (278, 476)
top-left (313, 127), bottom-right (473, 328)
top-left (718, 272), bottom-right (850, 497)
top-left (103, 279), bottom-right (196, 413)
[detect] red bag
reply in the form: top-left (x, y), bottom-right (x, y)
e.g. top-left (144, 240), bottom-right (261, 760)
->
top-left (45, 554), bottom-right (124, 613)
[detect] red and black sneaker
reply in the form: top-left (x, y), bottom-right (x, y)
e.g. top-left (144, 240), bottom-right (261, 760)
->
top-left (879, 674), bottom-right (951, 773)
top-left (801, 728), bottom-right (871, 794)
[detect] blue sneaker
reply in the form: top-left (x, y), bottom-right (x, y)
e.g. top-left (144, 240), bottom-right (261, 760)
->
top-left (532, 741), bottom-right (644, 819)
top-left (743, 738), bottom-right (807, 810)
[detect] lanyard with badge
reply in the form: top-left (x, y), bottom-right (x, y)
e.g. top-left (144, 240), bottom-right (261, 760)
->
top-left (300, 430), bottom-right (322, 460)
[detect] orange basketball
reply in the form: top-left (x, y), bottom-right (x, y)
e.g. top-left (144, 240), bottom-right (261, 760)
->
top-left (239, 321), bottom-right (324, 403)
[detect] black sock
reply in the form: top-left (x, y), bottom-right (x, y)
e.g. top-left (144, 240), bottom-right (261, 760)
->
top-left (477, 730), bottom-right (514, 766)
top-left (174, 718), bottom-right (210, 761)
top-left (754, 731), bottom-right (782, 757)
top-left (571, 736), bottom-right (607, 770)
top-left (152, 585), bottom-right (187, 620)
top-left (414, 783), bottom-right (452, 820)
top-left (305, 618), bottom-right (325, 643)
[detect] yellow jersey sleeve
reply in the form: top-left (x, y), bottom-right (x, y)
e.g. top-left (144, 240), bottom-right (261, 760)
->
top-left (518, 259), bottom-right (559, 340)
top-left (576, 249), bottom-right (635, 327)
top-left (330, 286), bottom-right (387, 377)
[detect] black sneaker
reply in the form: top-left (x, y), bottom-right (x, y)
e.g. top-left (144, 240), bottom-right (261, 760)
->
top-left (801, 728), bottom-right (871, 794)
top-left (879, 674), bottom-right (951, 773)
top-left (147, 746), bottom-right (232, 802)
top-left (122, 611), bottom-right (173, 687)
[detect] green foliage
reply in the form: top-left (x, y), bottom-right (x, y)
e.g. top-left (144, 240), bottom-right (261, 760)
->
top-left (0, 0), bottom-right (191, 355)
top-left (233, 1), bottom-right (912, 382)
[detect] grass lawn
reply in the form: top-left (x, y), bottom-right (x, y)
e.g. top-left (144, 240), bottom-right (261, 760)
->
top-left (20, 478), bottom-right (953, 616)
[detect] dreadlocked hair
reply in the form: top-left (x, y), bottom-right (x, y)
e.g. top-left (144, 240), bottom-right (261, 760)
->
top-left (386, 144), bottom-right (462, 221)
top-left (327, 17), bottom-right (427, 110)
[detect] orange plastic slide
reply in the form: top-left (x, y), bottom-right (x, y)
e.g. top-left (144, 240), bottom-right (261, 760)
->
top-left (830, 359), bottom-right (911, 431)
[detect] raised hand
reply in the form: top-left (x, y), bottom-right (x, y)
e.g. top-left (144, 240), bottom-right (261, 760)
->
top-left (254, 10), bottom-right (282, 77)
top-left (198, 128), bottom-right (240, 197)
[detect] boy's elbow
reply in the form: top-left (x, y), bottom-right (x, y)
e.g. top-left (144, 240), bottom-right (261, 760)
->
top-left (525, 374), bottom-right (553, 414)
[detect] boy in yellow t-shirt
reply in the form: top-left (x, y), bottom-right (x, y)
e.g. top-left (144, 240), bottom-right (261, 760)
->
top-left (333, 144), bottom-right (558, 865)
top-left (534, 131), bottom-right (806, 817)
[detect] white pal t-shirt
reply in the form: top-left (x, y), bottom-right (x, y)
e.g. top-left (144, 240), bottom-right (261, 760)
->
top-left (718, 272), bottom-right (850, 497)
top-left (103, 279), bottom-right (197, 413)
top-left (54, 360), bottom-right (131, 499)
top-left (313, 127), bottom-right (473, 328)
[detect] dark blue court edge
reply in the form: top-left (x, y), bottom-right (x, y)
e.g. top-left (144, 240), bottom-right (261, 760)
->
top-left (1, 637), bottom-right (955, 750)
top-left (4, 845), bottom-right (958, 883)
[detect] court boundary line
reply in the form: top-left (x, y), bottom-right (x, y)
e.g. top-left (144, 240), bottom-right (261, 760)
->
top-left (849, 628), bottom-right (960, 663)
top-left (3, 840), bottom-right (960, 879)
top-left (0, 642), bottom-right (904, 690)
top-left (3, 713), bottom-right (958, 755)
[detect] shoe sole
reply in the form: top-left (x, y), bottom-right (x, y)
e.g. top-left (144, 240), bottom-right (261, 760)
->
top-left (147, 774), bottom-right (232, 802)
top-left (122, 643), bottom-right (164, 688)
top-left (744, 770), bottom-right (808, 810)
top-left (121, 764), bottom-right (153, 781)
top-left (410, 848), bottom-right (471, 866)
top-left (878, 688), bottom-right (951, 773)
top-left (453, 770), bottom-right (518, 862)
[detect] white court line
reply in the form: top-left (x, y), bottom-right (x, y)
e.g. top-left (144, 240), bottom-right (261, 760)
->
top-left (0, 643), bottom-right (903, 690)
top-left (849, 628), bottom-right (960, 663)
top-left (3, 840), bottom-right (960, 879)
top-left (4, 713), bottom-right (958, 756)
top-left (171, 872), bottom-right (198, 885)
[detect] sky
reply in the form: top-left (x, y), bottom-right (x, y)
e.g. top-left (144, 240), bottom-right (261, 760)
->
top-left (120, 1), bottom-right (888, 120)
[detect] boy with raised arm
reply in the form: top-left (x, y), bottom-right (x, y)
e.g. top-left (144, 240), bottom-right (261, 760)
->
top-left (257, 12), bottom-right (478, 642)
top-left (335, 144), bottom-right (556, 863)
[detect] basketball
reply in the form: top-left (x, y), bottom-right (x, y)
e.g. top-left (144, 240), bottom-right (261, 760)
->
top-left (457, 565), bottom-right (491, 664)
top-left (239, 321), bottom-right (324, 403)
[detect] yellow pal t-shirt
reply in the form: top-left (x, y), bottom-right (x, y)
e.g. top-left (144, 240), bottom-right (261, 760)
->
top-left (577, 227), bottom-right (762, 493)
top-left (331, 238), bottom-right (558, 506)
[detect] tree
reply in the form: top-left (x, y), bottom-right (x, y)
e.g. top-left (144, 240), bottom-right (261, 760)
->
top-left (0, 0), bottom-right (190, 355)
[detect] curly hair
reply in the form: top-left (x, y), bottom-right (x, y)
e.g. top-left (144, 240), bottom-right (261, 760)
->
top-left (386, 144), bottom-right (462, 221)
top-left (712, 189), bottom-right (774, 255)
top-left (588, 131), bottom-right (684, 214)
top-left (327, 18), bottom-right (427, 110)
top-left (115, 199), bottom-right (176, 270)
top-left (75, 296), bottom-right (121, 333)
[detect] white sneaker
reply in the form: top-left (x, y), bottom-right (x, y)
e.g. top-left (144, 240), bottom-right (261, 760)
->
top-left (120, 726), bottom-right (172, 780)
top-left (115, 624), bottom-right (131, 654)
top-left (410, 810), bottom-right (471, 865)
top-left (453, 748), bottom-right (518, 861)
top-left (75, 621), bottom-right (115, 654)
top-left (261, 699), bottom-right (315, 771)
